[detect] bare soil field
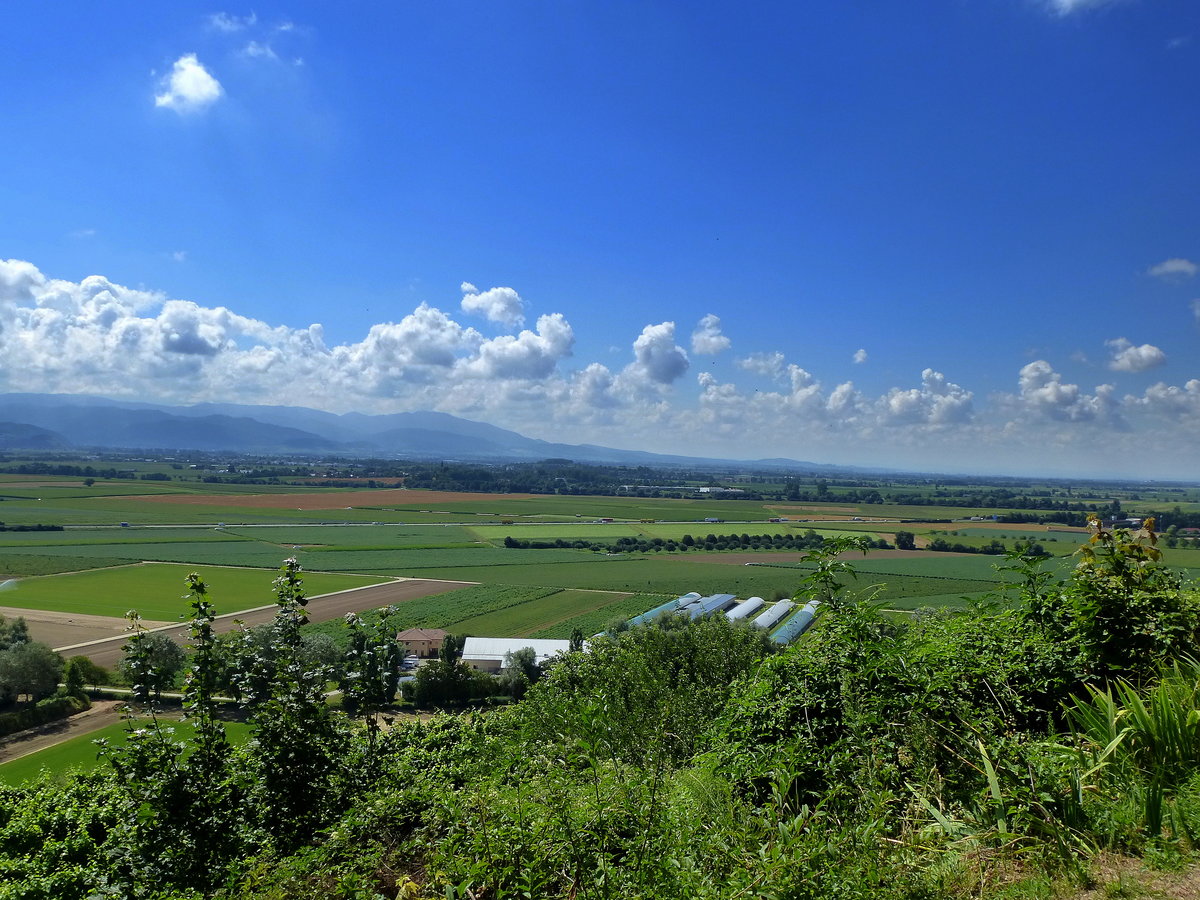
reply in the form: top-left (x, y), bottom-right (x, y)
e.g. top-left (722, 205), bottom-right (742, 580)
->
top-left (0, 605), bottom-right (170, 651)
top-left (61, 577), bottom-right (474, 669)
top-left (0, 700), bottom-right (123, 765)
top-left (136, 488), bottom-right (538, 509)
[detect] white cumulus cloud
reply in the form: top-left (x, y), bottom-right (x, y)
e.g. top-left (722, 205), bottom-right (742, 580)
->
top-left (1015, 360), bottom-right (1117, 422)
top-left (7, 257), bottom-right (1200, 476)
top-left (209, 12), bottom-right (257, 32)
top-left (737, 351), bottom-right (787, 379)
top-left (690, 314), bottom-right (731, 355)
top-left (154, 54), bottom-right (223, 113)
top-left (627, 322), bottom-right (689, 385)
top-left (879, 369), bottom-right (973, 425)
top-left (1106, 338), bottom-right (1166, 373)
top-left (463, 314), bottom-right (574, 380)
top-left (1043, 0), bottom-right (1124, 14)
top-left (460, 284), bottom-right (526, 328)
top-left (1148, 258), bottom-right (1198, 280)
top-left (242, 41), bottom-right (279, 61)
top-left (853, 348), bottom-right (868, 364)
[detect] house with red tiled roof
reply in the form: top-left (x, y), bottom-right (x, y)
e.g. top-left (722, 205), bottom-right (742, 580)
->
top-left (396, 627), bottom-right (447, 659)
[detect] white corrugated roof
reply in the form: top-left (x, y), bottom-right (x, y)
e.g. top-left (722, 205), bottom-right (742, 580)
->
top-left (461, 637), bottom-right (571, 665)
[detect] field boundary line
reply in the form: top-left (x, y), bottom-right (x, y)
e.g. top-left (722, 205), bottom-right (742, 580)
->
top-left (0, 561), bottom-right (147, 582)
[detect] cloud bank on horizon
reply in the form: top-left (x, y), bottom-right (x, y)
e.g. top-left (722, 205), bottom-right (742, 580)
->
top-left (3, 2), bottom-right (1197, 479)
top-left (1, 258), bottom-right (1196, 478)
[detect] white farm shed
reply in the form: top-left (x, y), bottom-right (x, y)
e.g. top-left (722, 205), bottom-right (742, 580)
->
top-left (461, 637), bottom-right (572, 673)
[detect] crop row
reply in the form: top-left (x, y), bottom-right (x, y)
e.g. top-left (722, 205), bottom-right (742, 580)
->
top-left (0, 553), bottom-right (136, 577)
top-left (383, 584), bottom-right (563, 631)
top-left (530, 593), bottom-right (674, 639)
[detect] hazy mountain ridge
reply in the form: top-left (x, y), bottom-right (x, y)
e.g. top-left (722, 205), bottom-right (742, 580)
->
top-left (0, 421), bottom-right (70, 450)
top-left (0, 393), bottom-right (861, 473)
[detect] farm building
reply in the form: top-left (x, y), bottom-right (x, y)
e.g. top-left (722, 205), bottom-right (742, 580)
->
top-left (726, 596), bottom-right (765, 621)
top-left (461, 637), bottom-right (572, 673)
top-left (396, 627), bottom-right (447, 659)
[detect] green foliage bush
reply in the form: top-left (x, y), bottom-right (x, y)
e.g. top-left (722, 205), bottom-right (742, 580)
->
top-left (0, 693), bottom-right (89, 737)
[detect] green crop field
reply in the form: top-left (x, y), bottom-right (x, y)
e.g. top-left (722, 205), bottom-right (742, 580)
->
top-left (0, 718), bottom-right (253, 785)
top-left (2, 563), bottom-right (391, 620)
top-left (223, 524), bottom-right (479, 547)
top-left (0, 527), bottom-right (248, 548)
top-left (451, 588), bottom-right (633, 637)
top-left (393, 494), bottom-right (779, 522)
top-left (954, 526), bottom-right (1085, 539)
top-left (388, 584), bottom-right (560, 630)
top-left (400, 556), bottom-right (815, 598)
top-left (0, 483), bottom-right (188, 500)
top-left (0, 540), bottom-right (296, 569)
top-left (887, 591), bottom-right (1004, 610)
top-left (468, 522), bottom-right (873, 543)
top-left (530, 593), bottom-right (674, 639)
top-left (0, 553), bottom-right (136, 577)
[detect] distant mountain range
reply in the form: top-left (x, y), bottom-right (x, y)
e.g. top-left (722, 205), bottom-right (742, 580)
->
top-left (0, 392), bottom-right (865, 473)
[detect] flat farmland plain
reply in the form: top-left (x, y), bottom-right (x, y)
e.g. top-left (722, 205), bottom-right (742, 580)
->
top-left (0, 478), bottom-right (1119, 635)
top-left (136, 487), bottom-right (538, 510)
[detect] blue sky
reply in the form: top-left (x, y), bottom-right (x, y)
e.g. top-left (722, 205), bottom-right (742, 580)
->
top-left (1, 1), bottom-right (1198, 478)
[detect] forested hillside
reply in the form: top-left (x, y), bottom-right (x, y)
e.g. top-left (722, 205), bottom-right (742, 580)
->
top-left (3, 517), bottom-right (1200, 898)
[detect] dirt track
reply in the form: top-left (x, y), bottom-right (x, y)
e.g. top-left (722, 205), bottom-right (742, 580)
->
top-left (0, 606), bottom-right (171, 652)
top-left (0, 700), bottom-right (124, 765)
top-left (53, 578), bottom-right (473, 670)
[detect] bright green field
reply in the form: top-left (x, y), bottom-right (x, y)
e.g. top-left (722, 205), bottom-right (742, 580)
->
top-left (0, 718), bottom-right (252, 784)
top-left (3, 563), bottom-right (391, 620)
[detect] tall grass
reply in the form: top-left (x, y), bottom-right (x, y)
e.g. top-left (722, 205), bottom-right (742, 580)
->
top-left (1061, 656), bottom-right (1200, 845)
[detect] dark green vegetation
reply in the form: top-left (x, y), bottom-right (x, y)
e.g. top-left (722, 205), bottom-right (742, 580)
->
top-left (2, 520), bottom-right (1200, 897)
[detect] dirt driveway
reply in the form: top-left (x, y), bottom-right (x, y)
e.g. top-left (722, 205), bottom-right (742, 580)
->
top-left (0, 605), bottom-right (171, 651)
top-left (0, 700), bottom-right (123, 766)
